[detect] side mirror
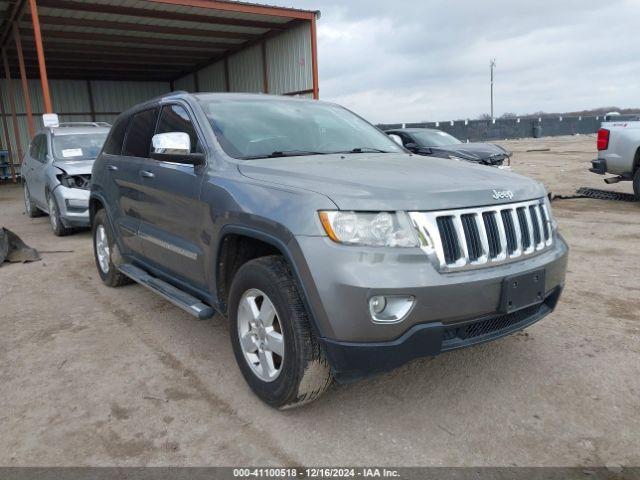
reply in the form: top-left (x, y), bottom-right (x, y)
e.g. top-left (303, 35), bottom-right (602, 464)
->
top-left (150, 132), bottom-right (204, 165)
top-left (405, 143), bottom-right (432, 155)
top-left (404, 142), bottom-right (419, 151)
top-left (388, 134), bottom-right (403, 147)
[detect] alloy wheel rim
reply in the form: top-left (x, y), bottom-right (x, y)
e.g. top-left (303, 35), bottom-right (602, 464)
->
top-left (48, 197), bottom-right (57, 230)
top-left (237, 288), bottom-right (285, 382)
top-left (95, 225), bottom-right (110, 274)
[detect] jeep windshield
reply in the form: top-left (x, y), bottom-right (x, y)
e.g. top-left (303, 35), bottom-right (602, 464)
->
top-left (52, 133), bottom-right (108, 161)
top-left (198, 97), bottom-right (404, 160)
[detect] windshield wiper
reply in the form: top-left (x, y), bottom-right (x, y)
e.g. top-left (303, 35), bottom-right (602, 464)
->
top-left (339, 147), bottom-right (391, 154)
top-left (239, 150), bottom-right (328, 160)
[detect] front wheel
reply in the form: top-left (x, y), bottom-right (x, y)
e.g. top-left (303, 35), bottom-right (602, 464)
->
top-left (229, 256), bottom-right (333, 409)
top-left (48, 193), bottom-right (72, 236)
top-left (633, 169), bottom-right (640, 201)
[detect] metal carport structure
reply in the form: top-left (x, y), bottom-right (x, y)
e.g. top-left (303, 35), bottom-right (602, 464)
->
top-left (0, 0), bottom-right (319, 181)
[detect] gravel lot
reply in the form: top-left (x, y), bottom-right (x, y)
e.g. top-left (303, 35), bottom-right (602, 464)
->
top-left (1, 135), bottom-right (639, 467)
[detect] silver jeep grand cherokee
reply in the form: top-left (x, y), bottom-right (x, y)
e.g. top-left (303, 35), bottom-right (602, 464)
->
top-left (90, 93), bottom-right (568, 408)
top-left (23, 122), bottom-right (109, 235)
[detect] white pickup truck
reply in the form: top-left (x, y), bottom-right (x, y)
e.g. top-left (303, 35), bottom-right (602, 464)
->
top-left (590, 116), bottom-right (640, 200)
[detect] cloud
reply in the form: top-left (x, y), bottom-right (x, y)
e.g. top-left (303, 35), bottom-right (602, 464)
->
top-left (258, 0), bottom-right (640, 123)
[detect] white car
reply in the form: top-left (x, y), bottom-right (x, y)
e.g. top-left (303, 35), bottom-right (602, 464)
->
top-left (22, 122), bottom-right (110, 235)
top-left (590, 116), bottom-right (640, 200)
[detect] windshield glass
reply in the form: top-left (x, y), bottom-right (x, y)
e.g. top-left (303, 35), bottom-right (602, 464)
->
top-left (198, 98), bottom-right (404, 159)
top-left (52, 132), bottom-right (108, 161)
top-left (411, 130), bottom-right (463, 147)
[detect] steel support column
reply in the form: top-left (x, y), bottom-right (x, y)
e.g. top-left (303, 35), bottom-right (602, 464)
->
top-left (13, 23), bottom-right (35, 137)
top-left (86, 80), bottom-right (96, 121)
top-left (261, 41), bottom-right (269, 94)
top-left (2, 48), bottom-right (24, 166)
top-left (0, 84), bottom-right (17, 182)
top-left (28, 0), bottom-right (52, 113)
top-left (224, 57), bottom-right (230, 92)
top-left (310, 15), bottom-right (319, 99)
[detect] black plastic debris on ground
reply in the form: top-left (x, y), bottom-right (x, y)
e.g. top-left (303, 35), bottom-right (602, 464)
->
top-left (0, 227), bottom-right (40, 265)
top-left (575, 187), bottom-right (637, 202)
top-left (552, 188), bottom-right (637, 202)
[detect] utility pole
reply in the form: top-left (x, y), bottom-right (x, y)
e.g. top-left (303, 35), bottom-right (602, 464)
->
top-left (490, 58), bottom-right (496, 120)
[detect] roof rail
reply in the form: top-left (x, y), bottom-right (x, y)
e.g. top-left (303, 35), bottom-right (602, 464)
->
top-left (56, 122), bottom-right (112, 128)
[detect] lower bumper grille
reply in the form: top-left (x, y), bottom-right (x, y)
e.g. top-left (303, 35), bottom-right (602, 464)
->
top-left (441, 288), bottom-right (562, 350)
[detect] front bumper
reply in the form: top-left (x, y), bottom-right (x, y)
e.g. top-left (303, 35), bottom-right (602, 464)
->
top-left (292, 234), bottom-right (568, 381)
top-left (322, 287), bottom-right (562, 383)
top-left (52, 185), bottom-right (90, 228)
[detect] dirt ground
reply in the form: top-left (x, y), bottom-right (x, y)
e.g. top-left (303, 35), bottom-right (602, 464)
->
top-left (1, 135), bottom-right (639, 467)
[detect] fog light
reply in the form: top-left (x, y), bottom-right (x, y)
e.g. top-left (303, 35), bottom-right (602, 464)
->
top-left (368, 295), bottom-right (415, 324)
top-left (369, 296), bottom-right (387, 315)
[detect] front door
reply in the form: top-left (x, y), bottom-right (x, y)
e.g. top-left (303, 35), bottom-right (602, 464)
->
top-left (136, 103), bottom-right (208, 290)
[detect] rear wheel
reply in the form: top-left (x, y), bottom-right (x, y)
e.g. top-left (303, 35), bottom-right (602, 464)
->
top-left (23, 182), bottom-right (42, 218)
top-left (48, 193), bottom-right (72, 236)
top-left (92, 209), bottom-right (132, 287)
top-left (229, 255), bottom-right (333, 409)
top-left (633, 168), bottom-right (640, 201)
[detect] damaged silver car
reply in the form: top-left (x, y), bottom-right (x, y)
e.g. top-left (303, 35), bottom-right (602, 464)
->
top-left (22, 122), bottom-right (110, 236)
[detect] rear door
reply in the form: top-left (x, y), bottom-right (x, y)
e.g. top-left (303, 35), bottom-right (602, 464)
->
top-left (136, 102), bottom-right (208, 289)
top-left (109, 108), bottom-right (159, 258)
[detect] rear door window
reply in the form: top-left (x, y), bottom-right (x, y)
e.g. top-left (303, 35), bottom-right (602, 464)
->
top-left (123, 108), bottom-right (159, 158)
top-left (103, 116), bottom-right (130, 156)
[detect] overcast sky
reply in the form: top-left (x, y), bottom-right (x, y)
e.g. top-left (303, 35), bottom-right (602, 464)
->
top-left (256, 0), bottom-right (640, 123)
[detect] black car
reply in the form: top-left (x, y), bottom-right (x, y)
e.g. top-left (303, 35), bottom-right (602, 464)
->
top-left (385, 128), bottom-right (512, 166)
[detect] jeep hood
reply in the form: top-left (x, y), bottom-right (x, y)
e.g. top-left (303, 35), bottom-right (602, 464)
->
top-left (53, 160), bottom-right (94, 176)
top-left (238, 153), bottom-right (546, 211)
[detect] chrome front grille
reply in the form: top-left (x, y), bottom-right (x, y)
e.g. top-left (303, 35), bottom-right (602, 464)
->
top-left (409, 199), bottom-right (553, 271)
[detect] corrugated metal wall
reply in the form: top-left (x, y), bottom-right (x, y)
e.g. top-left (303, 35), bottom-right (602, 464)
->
top-left (0, 79), bottom-right (170, 160)
top-left (173, 22), bottom-right (313, 96)
top-left (173, 74), bottom-right (196, 93)
top-left (228, 44), bottom-right (264, 93)
top-left (266, 22), bottom-right (313, 95)
top-left (198, 62), bottom-right (226, 92)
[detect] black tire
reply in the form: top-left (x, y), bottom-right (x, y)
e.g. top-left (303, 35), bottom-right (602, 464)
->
top-left (229, 255), bottom-right (333, 409)
top-left (47, 192), bottom-right (72, 236)
top-left (23, 182), bottom-right (42, 218)
top-left (634, 168), bottom-right (640, 202)
top-left (92, 209), bottom-right (133, 287)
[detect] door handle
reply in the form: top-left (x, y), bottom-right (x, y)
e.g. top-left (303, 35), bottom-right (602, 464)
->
top-left (139, 170), bottom-right (155, 179)
top-left (107, 165), bottom-right (118, 171)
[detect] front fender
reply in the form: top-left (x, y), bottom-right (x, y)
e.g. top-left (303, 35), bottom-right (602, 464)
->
top-left (216, 224), bottom-right (331, 340)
